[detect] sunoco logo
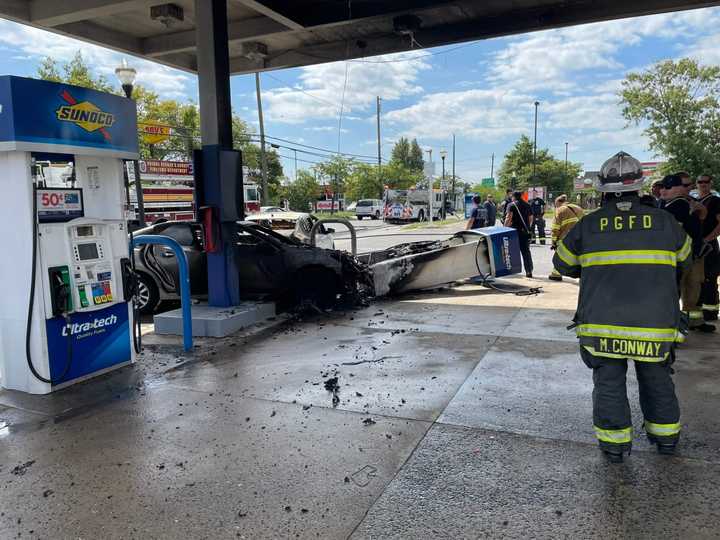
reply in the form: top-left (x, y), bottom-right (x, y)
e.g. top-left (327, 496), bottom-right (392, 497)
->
top-left (502, 237), bottom-right (512, 269)
top-left (62, 314), bottom-right (117, 336)
top-left (56, 90), bottom-right (114, 141)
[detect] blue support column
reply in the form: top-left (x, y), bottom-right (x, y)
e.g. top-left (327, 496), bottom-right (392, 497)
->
top-left (195, 0), bottom-right (242, 307)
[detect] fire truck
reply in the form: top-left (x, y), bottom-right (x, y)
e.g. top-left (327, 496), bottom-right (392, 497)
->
top-left (128, 160), bottom-right (261, 225)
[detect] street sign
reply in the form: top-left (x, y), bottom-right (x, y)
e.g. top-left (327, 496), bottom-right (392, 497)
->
top-left (481, 177), bottom-right (495, 187)
top-left (138, 122), bottom-right (173, 144)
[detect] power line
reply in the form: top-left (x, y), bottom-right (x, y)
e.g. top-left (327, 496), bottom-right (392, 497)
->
top-left (263, 72), bottom-right (341, 108)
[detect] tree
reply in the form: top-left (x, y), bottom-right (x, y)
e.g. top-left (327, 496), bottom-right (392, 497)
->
top-left (346, 163), bottom-right (383, 200)
top-left (37, 52), bottom-right (115, 93)
top-left (287, 170), bottom-right (320, 211)
top-left (408, 139), bottom-right (425, 173)
top-left (390, 137), bottom-right (424, 173)
top-left (620, 58), bottom-right (720, 177)
top-left (497, 135), bottom-right (581, 193)
top-left (382, 161), bottom-right (424, 190)
top-left (317, 156), bottom-right (353, 202)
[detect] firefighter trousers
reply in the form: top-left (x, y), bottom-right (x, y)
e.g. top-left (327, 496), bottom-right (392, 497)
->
top-left (530, 217), bottom-right (546, 244)
top-left (701, 248), bottom-right (720, 319)
top-left (580, 349), bottom-right (680, 453)
top-left (680, 258), bottom-right (705, 327)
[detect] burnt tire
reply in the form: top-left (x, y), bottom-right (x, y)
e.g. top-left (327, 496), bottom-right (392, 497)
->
top-left (136, 272), bottom-right (160, 315)
top-left (295, 267), bottom-right (339, 310)
top-left (417, 209), bottom-right (425, 222)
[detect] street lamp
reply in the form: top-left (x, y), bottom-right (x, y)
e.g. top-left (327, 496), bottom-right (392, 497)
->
top-left (115, 58), bottom-right (137, 99)
top-left (533, 101), bottom-right (540, 184)
top-left (440, 149), bottom-right (447, 219)
top-left (115, 59), bottom-right (144, 226)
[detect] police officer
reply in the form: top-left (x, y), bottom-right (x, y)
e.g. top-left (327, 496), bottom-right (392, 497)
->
top-left (529, 189), bottom-right (546, 244)
top-left (553, 151), bottom-right (691, 463)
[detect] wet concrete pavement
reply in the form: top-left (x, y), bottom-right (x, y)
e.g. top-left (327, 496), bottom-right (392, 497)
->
top-left (2, 243), bottom-right (720, 539)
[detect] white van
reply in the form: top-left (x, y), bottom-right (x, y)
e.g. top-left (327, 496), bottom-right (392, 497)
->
top-left (355, 199), bottom-right (384, 220)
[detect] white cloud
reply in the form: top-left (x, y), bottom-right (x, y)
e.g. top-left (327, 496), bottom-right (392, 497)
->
top-left (487, 8), bottom-right (720, 94)
top-left (0, 19), bottom-right (192, 99)
top-left (263, 51), bottom-right (430, 123)
top-left (383, 88), bottom-right (532, 141)
top-left (304, 126), bottom-right (348, 133)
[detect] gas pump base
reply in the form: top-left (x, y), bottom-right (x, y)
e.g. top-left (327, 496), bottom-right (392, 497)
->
top-left (154, 302), bottom-right (276, 338)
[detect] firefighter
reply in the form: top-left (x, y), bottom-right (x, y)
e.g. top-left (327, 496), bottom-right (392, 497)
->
top-left (697, 174), bottom-right (720, 321)
top-left (548, 194), bottom-right (584, 281)
top-left (553, 151), bottom-right (691, 463)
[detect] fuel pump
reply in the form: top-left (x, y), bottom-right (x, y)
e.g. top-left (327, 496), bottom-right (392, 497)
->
top-left (0, 76), bottom-right (139, 394)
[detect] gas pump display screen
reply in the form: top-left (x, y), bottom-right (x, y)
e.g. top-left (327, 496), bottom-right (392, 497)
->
top-left (76, 225), bottom-right (94, 237)
top-left (77, 243), bottom-right (99, 261)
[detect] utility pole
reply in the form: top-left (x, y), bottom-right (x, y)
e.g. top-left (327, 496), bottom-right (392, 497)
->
top-left (452, 134), bottom-right (456, 211)
top-left (255, 72), bottom-right (269, 204)
top-left (490, 153), bottom-right (495, 180)
top-left (293, 148), bottom-right (298, 181)
top-left (425, 148), bottom-right (433, 223)
top-left (533, 101), bottom-right (540, 184)
top-left (376, 96), bottom-right (382, 180)
top-left (564, 141), bottom-right (569, 183)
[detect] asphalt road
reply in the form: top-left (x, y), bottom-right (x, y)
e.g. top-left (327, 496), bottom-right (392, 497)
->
top-left (333, 216), bottom-right (467, 254)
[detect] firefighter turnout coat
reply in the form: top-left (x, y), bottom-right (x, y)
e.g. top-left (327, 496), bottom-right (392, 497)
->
top-left (551, 203), bottom-right (584, 245)
top-left (553, 195), bottom-right (692, 363)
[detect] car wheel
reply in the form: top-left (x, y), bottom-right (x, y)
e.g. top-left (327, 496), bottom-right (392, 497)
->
top-left (357, 215), bottom-right (363, 220)
top-left (417, 209), bottom-right (425, 222)
top-left (373, 211), bottom-right (380, 220)
top-left (135, 272), bottom-right (160, 315)
top-left (296, 267), bottom-right (339, 310)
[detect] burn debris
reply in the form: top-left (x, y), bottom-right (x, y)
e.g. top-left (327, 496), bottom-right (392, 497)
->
top-left (324, 376), bottom-right (341, 406)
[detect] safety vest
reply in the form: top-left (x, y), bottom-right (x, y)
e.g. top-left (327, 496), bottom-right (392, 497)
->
top-left (551, 203), bottom-right (584, 243)
top-left (553, 195), bottom-right (692, 362)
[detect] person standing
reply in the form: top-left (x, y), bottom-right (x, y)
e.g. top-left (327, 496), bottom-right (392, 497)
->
top-left (697, 174), bottom-right (720, 321)
top-left (661, 174), bottom-right (714, 332)
top-left (483, 194), bottom-right (497, 226)
top-left (505, 191), bottom-right (534, 277)
top-left (529, 189), bottom-right (547, 245)
top-left (465, 195), bottom-right (487, 230)
top-left (651, 178), bottom-right (665, 208)
top-left (500, 189), bottom-right (513, 223)
top-left (548, 194), bottom-right (584, 281)
top-left (553, 151), bottom-right (690, 463)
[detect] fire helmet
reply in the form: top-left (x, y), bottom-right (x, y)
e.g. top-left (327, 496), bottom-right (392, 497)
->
top-left (595, 151), bottom-right (644, 193)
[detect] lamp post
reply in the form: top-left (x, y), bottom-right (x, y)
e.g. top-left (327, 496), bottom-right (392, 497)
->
top-left (115, 59), bottom-right (145, 226)
top-left (425, 148), bottom-right (433, 223)
top-left (564, 141), bottom-right (569, 185)
top-left (440, 149), bottom-right (447, 219)
top-left (533, 101), bottom-right (540, 184)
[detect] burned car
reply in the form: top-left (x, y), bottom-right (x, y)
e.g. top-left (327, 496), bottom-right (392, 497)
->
top-left (131, 220), bottom-right (371, 313)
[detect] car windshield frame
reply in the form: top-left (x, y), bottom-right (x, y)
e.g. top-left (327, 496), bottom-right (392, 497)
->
top-left (236, 222), bottom-right (303, 247)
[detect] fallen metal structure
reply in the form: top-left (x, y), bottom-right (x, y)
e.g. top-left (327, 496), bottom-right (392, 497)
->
top-left (360, 227), bottom-right (521, 296)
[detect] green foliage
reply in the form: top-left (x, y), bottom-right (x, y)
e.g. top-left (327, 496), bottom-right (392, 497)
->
top-left (382, 161), bottom-right (424, 190)
top-left (346, 163), bottom-right (383, 200)
top-left (497, 135), bottom-right (581, 193)
top-left (287, 170), bottom-right (320, 211)
top-left (390, 137), bottom-right (424, 173)
top-left (37, 52), bottom-right (115, 93)
top-left (620, 58), bottom-right (720, 177)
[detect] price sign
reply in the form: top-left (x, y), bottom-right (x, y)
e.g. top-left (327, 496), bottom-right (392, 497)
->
top-left (37, 188), bottom-right (84, 223)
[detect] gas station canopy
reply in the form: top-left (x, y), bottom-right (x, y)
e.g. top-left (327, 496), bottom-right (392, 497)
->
top-left (0, 0), bottom-right (718, 76)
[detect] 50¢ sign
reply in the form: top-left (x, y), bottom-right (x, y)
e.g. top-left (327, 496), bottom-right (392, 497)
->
top-left (36, 188), bottom-right (84, 223)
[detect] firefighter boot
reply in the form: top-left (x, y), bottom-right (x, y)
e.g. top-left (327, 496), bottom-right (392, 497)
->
top-left (646, 434), bottom-right (677, 455)
top-left (602, 449), bottom-right (625, 463)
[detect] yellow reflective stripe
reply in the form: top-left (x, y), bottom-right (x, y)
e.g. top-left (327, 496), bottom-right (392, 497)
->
top-left (577, 323), bottom-right (682, 342)
top-left (645, 421), bottom-right (681, 437)
top-left (556, 240), bottom-right (579, 266)
top-left (677, 236), bottom-right (692, 263)
top-left (701, 304), bottom-right (719, 310)
top-left (582, 346), bottom-right (670, 363)
top-left (594, 425), bottom-right (632, 444)
top-left (579, 250), bottom-right (676, 267)
top-left (687, 310), bottom-right (704, 320)
top-left (559, 217), bottom-right (579, 227)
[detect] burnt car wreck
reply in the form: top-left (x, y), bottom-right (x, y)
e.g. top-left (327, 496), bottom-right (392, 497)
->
top-left (359, 227), bottom-right (522, 297)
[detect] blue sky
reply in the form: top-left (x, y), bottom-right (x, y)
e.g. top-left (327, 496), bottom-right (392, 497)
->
top-left (0, 6), bottom-right (719, 182)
